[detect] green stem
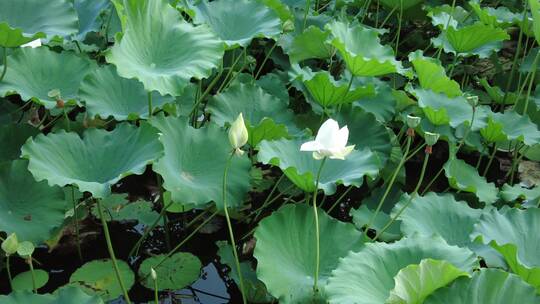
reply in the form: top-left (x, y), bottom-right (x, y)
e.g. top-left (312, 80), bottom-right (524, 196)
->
top-left (254, 42), bottom-right (277, 80)
top-left (96, 199), bottom-right (132, 304)
top-left (482, 143), bottom-right (498, 177)
top-left (394, 0), bottom-right (404, 55)
top-left (501, 2), bottom-right (528, 111)
top-left (215, 50), bottom-right (243, 94)
top-left (153, 276), bottom-right (159, 304)
top-left (28, 256), bottom-right (37, 293)
top-left (420, 166), bottom-right (443, 195)
top-left (312, 157), bottom-right (327, 295)
top-left (128, 200), bottom-right (174, 257)
top-left (222, 154), bottom-right (247, 304)
top-left (147, 92), bottom-right (153, 119)
top-left (523, 50), bottom-right (540, 113)
top-left (302, 0), bottom-right (311, 31)
top-left (437, 0), bottom-right (456, 60)
top-left (327, 186), bottom-right (353, 213)
top-left (6, 256), bottom-right (13, 290)
top-left (374, 152), bottom-right (430, 241)
top-left (448, 55), bottom-right (459, 78)
top-left (250, 174), bottom-right (285, 223)
top-left (71, 186), bottom-right (82, 261)
top-left (404, 143), bottom-right (427, 162)
top-left (0, 47), bottom-right (7, 82)
top-left (365, 136), bottom-right (412, 240)
top-left (63, 109), bottom-right (70, 132)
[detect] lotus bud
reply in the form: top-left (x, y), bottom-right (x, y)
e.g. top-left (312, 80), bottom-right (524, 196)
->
top-left (283, 20), bottom-right (295, 32)
top-left (16, 241), bottom-right (34, 258)
top-left (1, 233), bottom-right (18, 256)
top-left (466, 95), bottom-right (479, 108)
top-left (150, 267), bottom-right (157, 280)
top-left (228, 113), bottom-right (248, 156)
top-left (48, 89), bottom-right (64, 108)
top-left (406, 114), bottom-right (421, 128)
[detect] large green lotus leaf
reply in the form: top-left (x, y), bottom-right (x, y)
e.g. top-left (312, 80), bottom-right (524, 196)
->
top-left (254, 204), bottom-right (364, 303)
top-left (354, 80), bottom-right (397, 122)
top-left (386, 259), bottom-right (469, 304)
top-left (207, 81), bottom-right (295, 144)
top-left (190, 0), bottom-right (281, 48)
top-left (408, 51), bottom-right (462, 98)
top-left (479, 78), bottom-right (521, 105)
top-left (138, 252), bottom-right (202, 290)
top-left (393, 192), bottom-right (482, 247)
top-left (106, 0), bottom-right (224, 96)
top-left (257, 138), bottom-right (381, 195)
top-left (327, 21), bottom-right (404, 77)
top-left (0, 23), bottom-right (45, 48)
top-left (336, 106), bottom-right (392, 164)
top-left (0, 48), bottom-right (94, 109)
top-left (12, 269), bottom-right (49, 291)
top-left (425, 269), bottom-right (539, 303)
top-left (217, 241), bottom-right (274, 303)
top-left (500, 184), bottom-right (540, 204)
top-left (0, 0), bottom-right (78, 42)
top-left (150, 115), bottom-right (251, 209)
top-left (280, 26), bottom-right (333, 63)
top-left (444, 158), bottom-right (498, 204)
top-left (0, 160), bottom-right (67, 244)
top-left (73, 0), bottom-right (112, 40)
top-left (300, 68), bottom-right (376, 108)
top-left (69, 259), bottom-right (135, 301)
top-left (21, 123), bottom-right (163, 199)
top-left (0, 123), bottom-right (37, 162)
top-left (427, 5), bottom-right (470, 29)
top-left (432, 22), bottom-right (510, 58)
top-left (0, 286), bottom-right (104, 304)
top-left (471, 207), bottom-right (540, 291)
top-left (326, 236), bottom-right (478, 304)
top-left (79, 65), bottom-right (173, 120)
top-left (480, 111), bottom-right (540, 146)
top-left (469, 0), bottom-right (520, 27)
top-left (413, 89), bottom-right (472, 127)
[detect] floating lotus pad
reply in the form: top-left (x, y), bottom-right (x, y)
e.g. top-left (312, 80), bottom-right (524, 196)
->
top-left (107, 0), bottom-right (224, 96)
top-left (326, 236), bottom-right (478, 304)
top-left (79, 65), bottom-right (173, 120)
top-left (69, 259), bottom-right (135, 301)
top-left (254, 204), bottom-right (364, 303)
top-left (21, 123), bottom-right (163, 198)
top-left (190, 0), bottom-right (282, 48)
top-left (0, 160), bottom-right (67, 244)
top-left (0, 286), bottom-right (104, 304)
top-left (138, 252), bottom-right (202, 291)
top-left (0, 48), bottom-right (94, 109)
top-left (150, 114), bottom-right (252, 209)
top-left (257, 138), bottom-right (381, 194)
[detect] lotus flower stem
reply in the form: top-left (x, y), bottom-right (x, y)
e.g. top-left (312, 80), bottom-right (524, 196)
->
top-left (393, 0), bottom-right (404, 55)
top-left (0, 47), bottom-right (6, 82)
top-left (327, 186), bottom-right (353, 214)
top-left (222, 153), bottom-right (247, 304)
top-left (312, 157), bottom-right (327, 295)
top-left (482, 143), bottom-right (498, 177)
top-left (28, 255), bottom-right (37, 293)
top-left (6, 256), bottom-right (13, 290)
top-left (254, 42), bottom-right (277, 80)
top-left (365, 135), bottom-right (412, 241)
top-left (302, 0), bottom-right (311, 31)
top-left (71, 186), bottom-right (82, 261)
top-left (374, 152), bottom-right (430, 241)
top-left (96, 199), bottom-right (132, 304)
top-left (523, 50), bottom-right (540, 113)
top-left (128, 200), bottom-right (175, 257)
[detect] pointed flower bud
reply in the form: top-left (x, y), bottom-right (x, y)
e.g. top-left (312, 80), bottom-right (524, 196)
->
top-left (150, 267), bottom-right (157, 280)
top-left (228, 113), bottom-right (248, 155)
top-left (1, 233), bottom-right (18, 256)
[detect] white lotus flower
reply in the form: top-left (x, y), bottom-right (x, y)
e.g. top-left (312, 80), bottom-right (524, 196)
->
top-left (300, 119), bottom-right (355, 160)
top-left (21, 39), bottom-right (41, 48)
top-left (228, 113), bottom-right (249, 156)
